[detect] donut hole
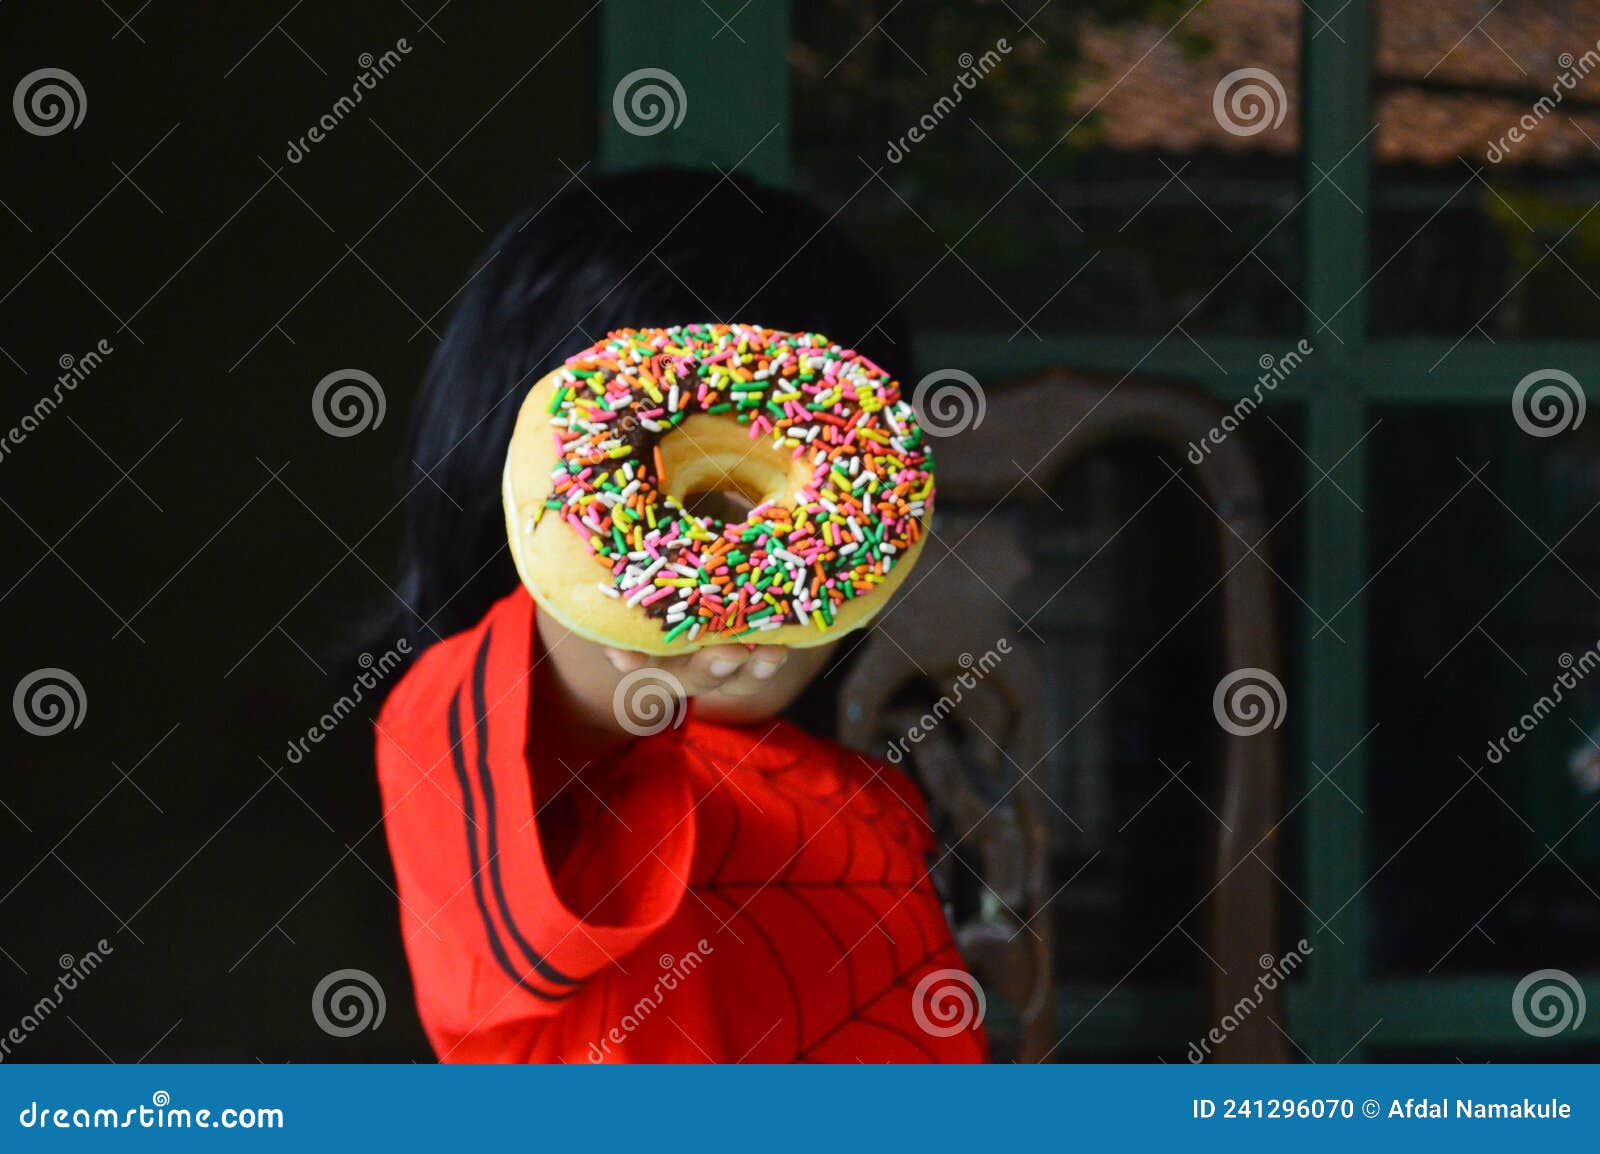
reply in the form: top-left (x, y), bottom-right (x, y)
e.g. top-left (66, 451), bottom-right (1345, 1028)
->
top-left (682, 485), bottom-right (759, 523)
top-left (655, 413), bottom-right (810, 526)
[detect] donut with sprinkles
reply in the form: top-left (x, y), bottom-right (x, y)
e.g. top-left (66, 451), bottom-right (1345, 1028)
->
top-left (502, 324), bottom-right (934, 653)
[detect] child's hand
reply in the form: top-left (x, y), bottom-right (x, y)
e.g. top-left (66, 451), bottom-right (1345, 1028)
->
top-left (601, 643), bottom-right (789, 699)
top-left (535, 603), bottom-right (833, 756)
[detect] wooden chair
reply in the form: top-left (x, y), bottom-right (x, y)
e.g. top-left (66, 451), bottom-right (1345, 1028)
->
top-left (837, 368), bottom-right (1287, 1062)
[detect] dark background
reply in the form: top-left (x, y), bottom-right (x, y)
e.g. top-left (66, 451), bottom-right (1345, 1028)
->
top-left (4, 0), bottom-right (1600, 1063)
top-left (0, 1), bottom-right (596, 1061)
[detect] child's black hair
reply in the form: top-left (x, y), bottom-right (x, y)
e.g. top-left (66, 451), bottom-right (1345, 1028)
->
top-left (370, 167), bottom-right (909, 730)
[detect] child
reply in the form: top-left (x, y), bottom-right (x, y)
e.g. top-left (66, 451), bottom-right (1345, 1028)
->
top-left (372, 169), bottom-right (987, 1063)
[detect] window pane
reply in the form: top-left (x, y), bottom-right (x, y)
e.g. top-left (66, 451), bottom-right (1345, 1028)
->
top-left (1372, 2), bottom-right (1600, 337)
top-left (898, 404), bottom-right (1307, 1059)
top-left (791, 0), bottom-right (1304, 337)
top-left (1368, 405), bottom-right (1600, 977)
top-left (1026, 422), bottom-right (1306, 990)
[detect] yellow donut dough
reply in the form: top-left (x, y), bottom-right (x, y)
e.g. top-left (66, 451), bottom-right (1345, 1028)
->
top-left (502, 326), bottom-right (934, 656)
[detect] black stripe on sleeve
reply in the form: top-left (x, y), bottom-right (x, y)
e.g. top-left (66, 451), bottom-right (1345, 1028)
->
top-left (447, 668), bottom-right (576, 1001)
top-left (469, 626), bottom-right (580, 989)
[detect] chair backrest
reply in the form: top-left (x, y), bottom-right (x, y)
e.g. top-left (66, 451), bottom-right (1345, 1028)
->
top-left (837, 368), bottom-right (1287, 1062)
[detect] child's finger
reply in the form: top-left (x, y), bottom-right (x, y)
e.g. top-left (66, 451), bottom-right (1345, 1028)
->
top-left (705, 647), bottom-right (789, 698)
top-left (745, 646), bottom-right (788, 681)
top-left (677, 644), bottom-right (752, 692)
top-left (603, 647), bottom-right (648, 674)
top-left (709, 670), bottom-right (766, 697)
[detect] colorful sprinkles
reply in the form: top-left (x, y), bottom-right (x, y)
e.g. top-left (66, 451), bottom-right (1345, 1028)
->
top-left (534, 324), bottom-right (933, 644)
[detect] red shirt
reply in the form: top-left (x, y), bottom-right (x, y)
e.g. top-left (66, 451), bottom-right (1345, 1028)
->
top-left (374, 589), bottom-right (988, 1063)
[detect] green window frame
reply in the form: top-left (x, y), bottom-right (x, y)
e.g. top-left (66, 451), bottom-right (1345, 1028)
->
top-left (596, 0), bottom-right (1600, 1060)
